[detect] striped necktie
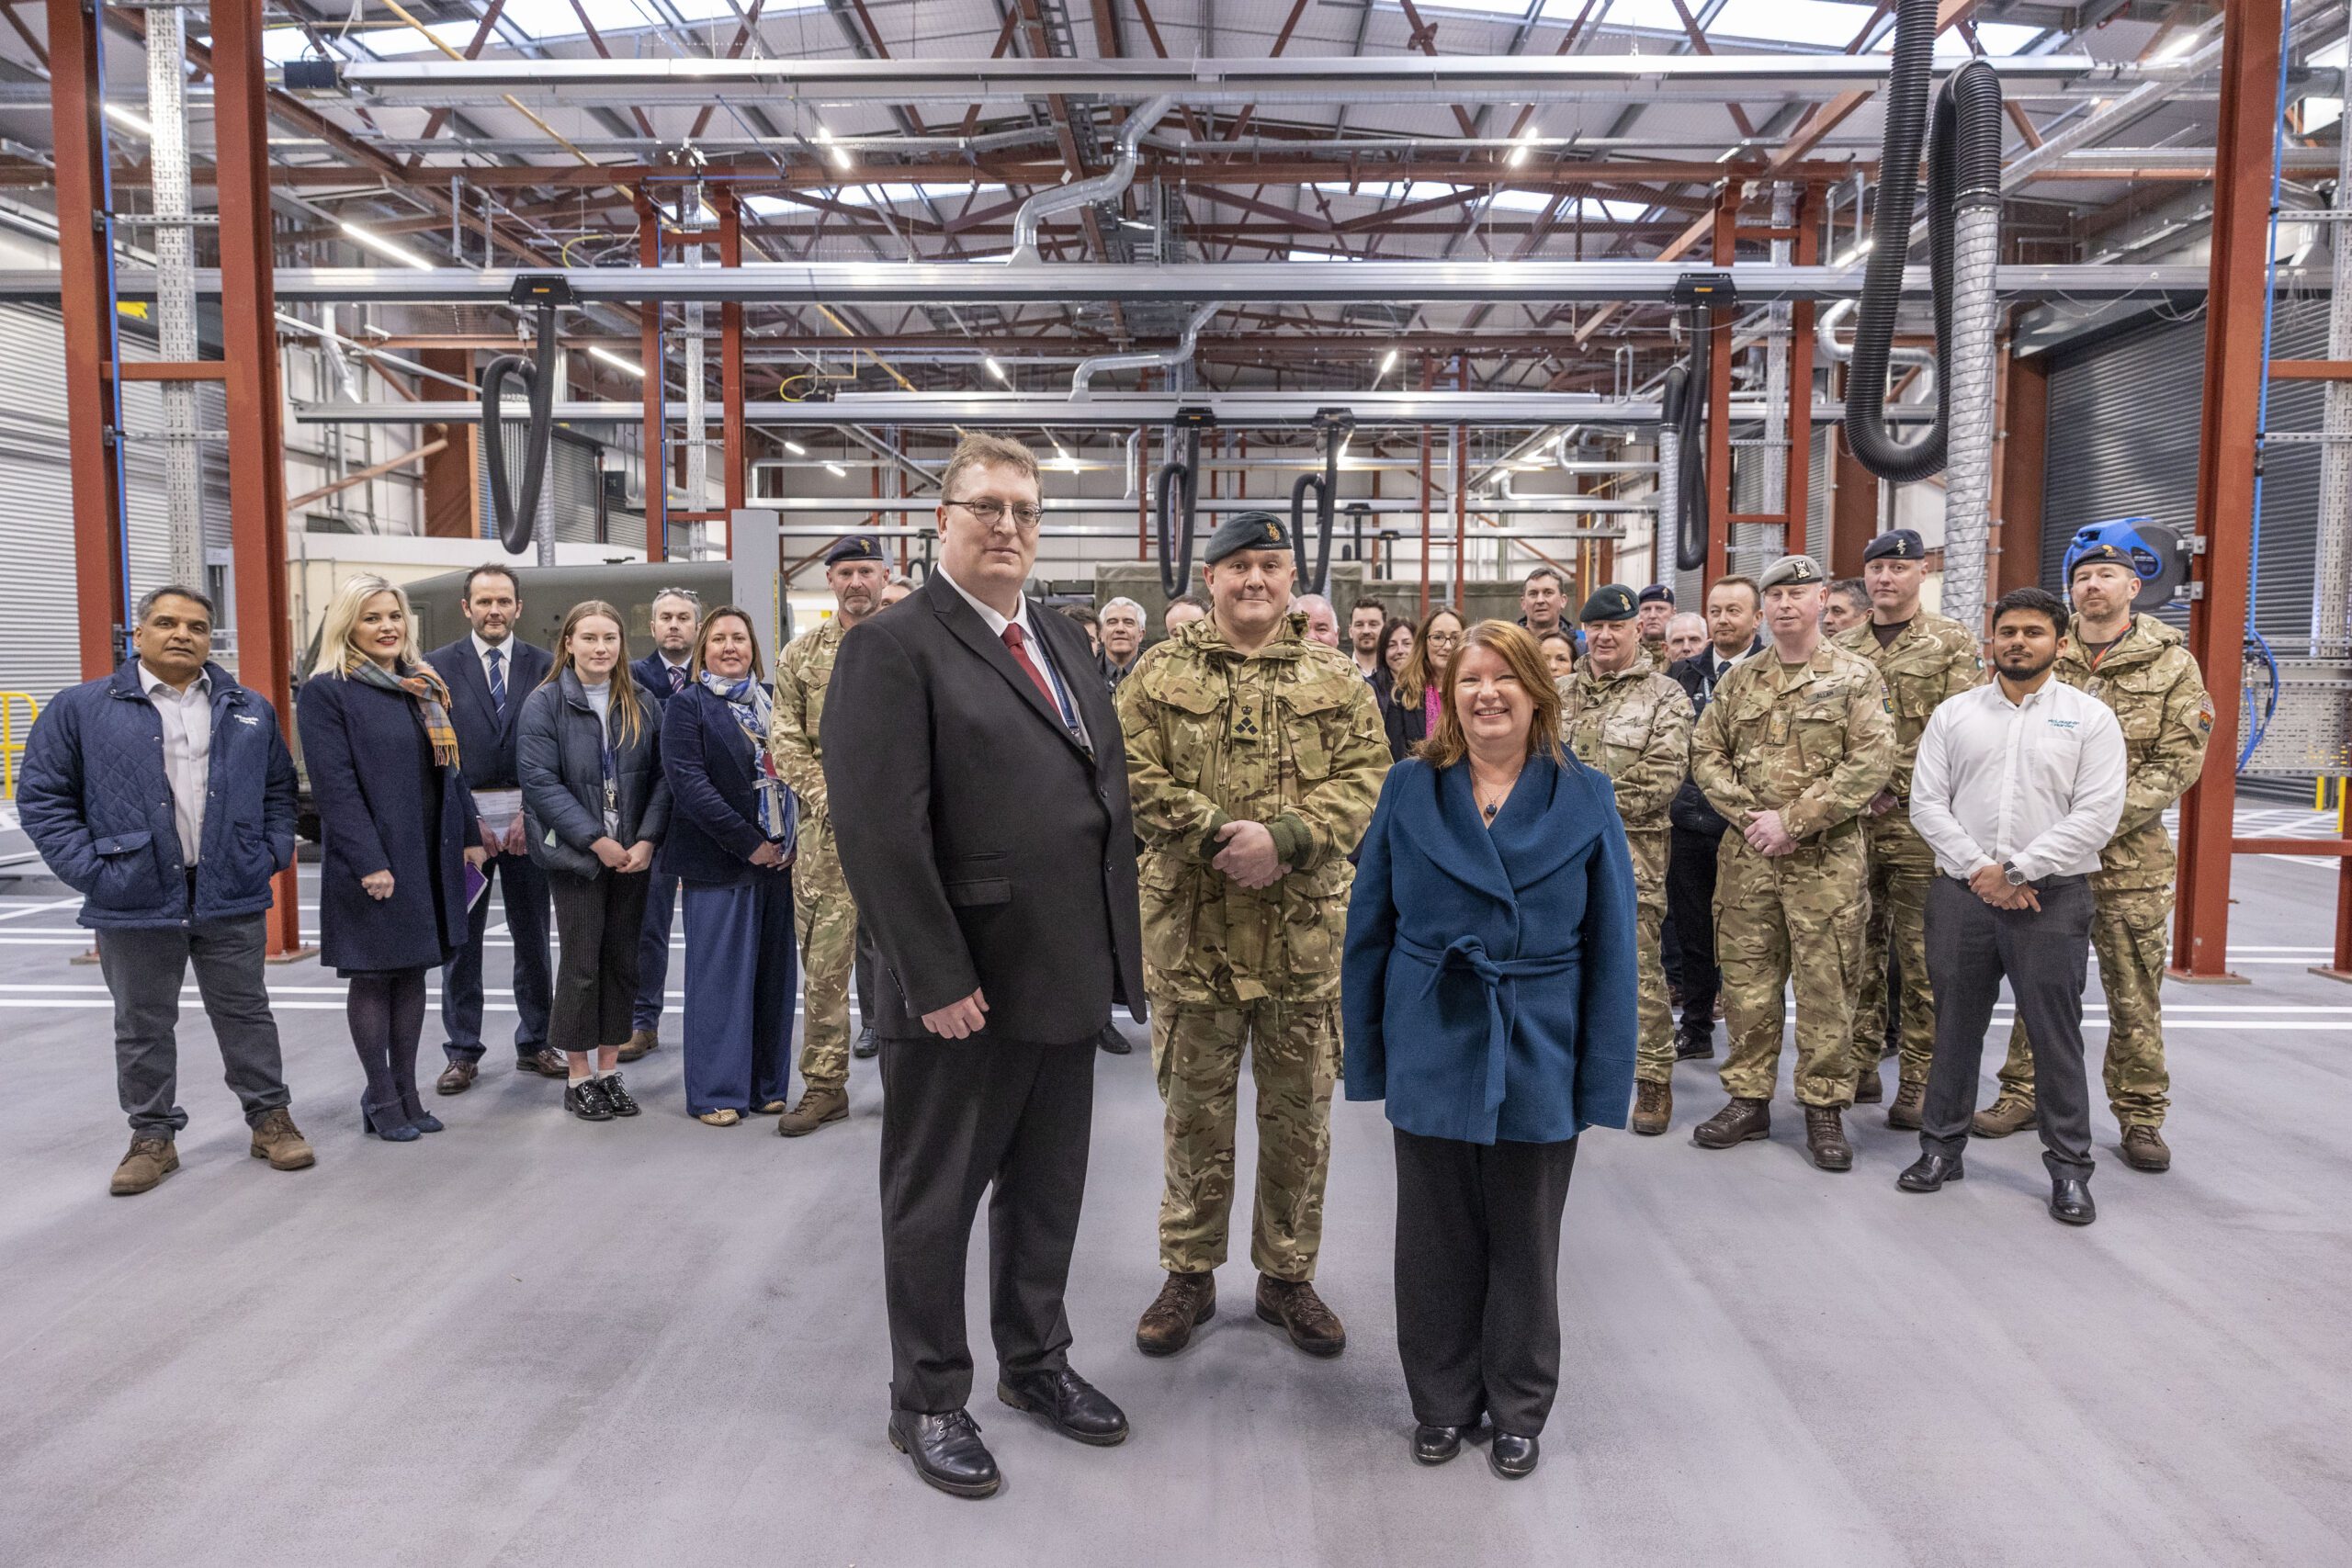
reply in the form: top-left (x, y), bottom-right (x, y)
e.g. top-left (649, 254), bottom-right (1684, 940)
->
top-left (487, 646), bottom-right (506, 716)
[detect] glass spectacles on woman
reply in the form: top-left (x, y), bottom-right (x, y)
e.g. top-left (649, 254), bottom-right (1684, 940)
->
top-left (944, 497), bottom-right (1046, 531)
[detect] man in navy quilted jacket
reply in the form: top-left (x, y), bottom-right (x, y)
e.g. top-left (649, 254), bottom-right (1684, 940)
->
top-left (17, 585), bottom-right (312, 1196)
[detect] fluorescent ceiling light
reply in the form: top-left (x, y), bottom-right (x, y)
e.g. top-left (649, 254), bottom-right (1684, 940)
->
top-left (339, 220), bottom-right (436, 271)
top-left (814, 125), bottom-right (852, 172)
top-left (105, 104), bottom-right (153, 137)
top-left (588, 345), bottom-right (643, 378)
top-left (1378, 348), bottom-right (1400, 378)
top-left (1836, 238), bottom-right (1874, 267)
top-left (823, 461), bottom-right (846, 478)
top-left (1508, 128), bottom-right (1537, 168)
top-left (2153, 32), bottom-right (2199, 62)
top-left (783, 439), bottom-right (808, 456)
top-left (983, 355), bottom-right (1010, 384)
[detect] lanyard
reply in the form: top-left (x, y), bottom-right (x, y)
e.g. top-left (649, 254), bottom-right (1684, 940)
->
top-left (1022, 618), bottom-right (1084, 739)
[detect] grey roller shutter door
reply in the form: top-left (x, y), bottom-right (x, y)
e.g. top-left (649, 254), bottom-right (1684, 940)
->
top-left (477, 425), bottom-right (607, 547)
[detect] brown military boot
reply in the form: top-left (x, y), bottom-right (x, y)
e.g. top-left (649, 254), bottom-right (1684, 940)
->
top-left (775, 1086), bottom-right (848, 1137)
top-left (1804, 1106), bottom-right (1853, 1172)
top-left (2120, 1124), bottom-right (2172, 1173)
top-left (1886, 1080), bottom-right (1926, 1132)
top-left (1971, 1094), bottom-right (2038, 1138)
top-left (1255, 1275), bottom-right (1347, 1358)
top-left (618, 1028), bottom-right (659, 1063)
top-left (1631, 1079), bottom-right (1672, 1135)
top-left (1136, 1270), bottom-right (1216, 1356)
top-left (1691, 1096), bottom-right (1770, 1148)
top-left (110, 1135), bottom-right (178, 1196)
top-left (247, 1110), bottom-right (316, 1171)
top-left (1852, 1066), bottom-right (1883, 1104)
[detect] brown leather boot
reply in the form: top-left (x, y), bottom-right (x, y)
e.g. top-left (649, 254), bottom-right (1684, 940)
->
top-left (618, 1028), bottom-right (659, 1063)
top-left (1255, 1275), bottom-right (1347, 1357)
top-left (2120, 1124), bottom-right (2171, 1172)
top-left (1886, 1080), bottom-right (1926, 1132)
top-left (110, 1135), bottom-right (177, 1196)
top-left (1852, 1066), bottom-right (1883, 1104)
top-left (1136, 1270), bottom-right (1216, 1356)
top-left (1970, 1094), bottom-right (2037, 1138)
top-left (1691, 1096), bottom-right (1770, 1148)
top-left (1631, 1078), bottom-right (1672, 1136)
top-left (1804, 1106), bottom-right (1853, 1172)
top-left (775, 1086), bottom-right (848, 1137)
top-left (247, 1110), bottom-right (315, 1171)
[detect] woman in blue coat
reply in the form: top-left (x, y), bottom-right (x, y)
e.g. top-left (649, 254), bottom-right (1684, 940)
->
top-left (1342, 620), bottom-right (1638, 1480)
top-left (296, 574), bottom-right (487, 1143)
top-left (660, 606), bottom-right (798, 1125)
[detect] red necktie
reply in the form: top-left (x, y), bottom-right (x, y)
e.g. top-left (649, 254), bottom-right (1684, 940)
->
top-left (1001, 624), bottom-right (1060, 712)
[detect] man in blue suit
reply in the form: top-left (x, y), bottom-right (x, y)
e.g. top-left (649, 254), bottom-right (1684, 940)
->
top-left (622, 584), bottom-right (701, 1059)
top-left (425, 564), bottom-right (560, 1092)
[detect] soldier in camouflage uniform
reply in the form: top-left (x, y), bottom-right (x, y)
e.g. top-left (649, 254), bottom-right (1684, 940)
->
top-left (1118, 512), bottom-right (1388, 1360)
top-left (1689, 554), bottom-right (1896, 1172)
top-left (1636, 583), bottom-right (1676, 665)
top-left (764, 536), bottom-right (890, 1137)
top-left (1560, 584), bottom-right (1693, 1136)
top-left (1975, 542), bottom-right (2212, 1173)
top-left (1834, 528), bottom-right (1984, 1130)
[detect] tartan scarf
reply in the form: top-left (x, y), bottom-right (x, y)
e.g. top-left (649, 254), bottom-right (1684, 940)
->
top-left (349, 659), bottom-right (460, 769)
top-left (698, 671), bottom-right (796, 850)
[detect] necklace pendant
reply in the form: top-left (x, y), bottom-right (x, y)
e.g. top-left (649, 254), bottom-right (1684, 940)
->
top-left (1483, 802), bottom-right (1498, 820)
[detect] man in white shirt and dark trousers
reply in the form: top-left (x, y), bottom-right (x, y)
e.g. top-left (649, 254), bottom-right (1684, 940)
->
top-left (1900, 588), bottom-right (2126, 1224)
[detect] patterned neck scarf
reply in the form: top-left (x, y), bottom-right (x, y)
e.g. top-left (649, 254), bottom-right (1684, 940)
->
top-left (698, 670), bottom-right (795, 847)
top-left (349, 659), bottom-right (459, 769)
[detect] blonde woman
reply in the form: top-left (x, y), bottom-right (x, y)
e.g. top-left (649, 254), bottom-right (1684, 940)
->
top-left (517, 602), bottom-right (670, 1122)
top-left (295, 575), bottom-right (488, 1143)
top-left (1383, 605), bottom-right (1464, 761)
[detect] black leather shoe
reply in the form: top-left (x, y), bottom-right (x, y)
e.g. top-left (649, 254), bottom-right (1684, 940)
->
top-left (1096, 1021), bottom-right (1132, 1055)
top-left (1897, 1151), bottom-right (1965, 1192)
top-left (1412, 1425), bottom-right (1464, 1465)
top-left (1489, 1433), bottom-right (1540, 1479)
top-left (600, 1073), bottom-right (640, 1117)
top-left (564, 1079), bottom-right (614, 1122)
top-left (2049, 1178), bottom-right (2097, 1226)
top-left (998, 1366), bottom-right (1128, 1446)
top-left (853, 1025), bottom-right (878, 1060)
top-left (1675, 1032), bottom-right (1713, 1061)
top-left (888, 1409), bottom-right (1001, 1498)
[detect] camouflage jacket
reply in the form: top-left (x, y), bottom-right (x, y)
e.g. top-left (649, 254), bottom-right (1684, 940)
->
top-left (768, 618), bottom-right (845, 824)
top-left (1833, 611), bottom-right (1983, 806)
top-left (1557, 649), bottom-right (1691, 833)
top-left (2058, 613), bottom-right (2213, 892)
top-left (1116, 611), bottom-right (1389, 1000)
top-left (1690, 639), bottom-right (1895, 842)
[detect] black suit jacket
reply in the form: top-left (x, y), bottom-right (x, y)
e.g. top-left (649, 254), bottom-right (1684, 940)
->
top-left (822, 571), bottom-right (1145, 1045)
top-left (1665, 637), bottom-right (1760, 837)
top-left (425, 636), bottom-right (554, 793)
top-left (630, 650), bottom-right (690, 706)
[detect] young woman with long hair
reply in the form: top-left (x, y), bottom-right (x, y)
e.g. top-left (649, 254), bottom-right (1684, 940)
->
top-left (1382, 605), bottom-right (1464, 762)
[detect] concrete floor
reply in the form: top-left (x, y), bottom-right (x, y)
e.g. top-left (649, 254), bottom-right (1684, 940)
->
top-left (1, 806), bottom-right (2347, 1568)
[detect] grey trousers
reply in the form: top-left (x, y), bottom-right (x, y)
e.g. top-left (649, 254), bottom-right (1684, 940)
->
top-left (96, 916), bottom-right (290, 1137)
top-left (1920, 874), bottom-right (2097, 1181)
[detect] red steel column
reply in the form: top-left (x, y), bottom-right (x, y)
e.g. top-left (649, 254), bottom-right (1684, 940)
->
top-left (1784, 183), bottom-right (1817, 559)
top-left (46, 0), bottom-right (128, 679)
top-left (2174, 0), bottom-right (2283, 981)
top-left (637, 191), bottom-right (668, 562)
top-left (717, 190), bottom-right (746, 536)
top-left (1704, 180), bottom-right (1741, 588)
top-left (211, 0), bottom-right (305, 957)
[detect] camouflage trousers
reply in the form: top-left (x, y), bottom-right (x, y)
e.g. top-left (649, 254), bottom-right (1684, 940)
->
top-left (1847, 814), bottom-right (1939, 1089)
top-left (1628, 827), bottom-right (1676, 1085)
top-left (1150, 992), bottom-right (1340, 1282)
top-left (791, 819), bottom-right (860, 1093)
top-left (1997, 884), bottom-right (2172, 1127)
top-left (1713, 830), bottom-right (1868, 1109)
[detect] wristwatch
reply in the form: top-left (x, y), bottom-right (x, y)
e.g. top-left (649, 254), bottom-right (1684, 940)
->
top-left (2002, 860), bottom-right (2027, 886)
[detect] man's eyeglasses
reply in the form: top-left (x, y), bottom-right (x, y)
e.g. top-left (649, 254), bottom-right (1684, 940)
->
top-left (944, 497), bottom-right (1045, 531)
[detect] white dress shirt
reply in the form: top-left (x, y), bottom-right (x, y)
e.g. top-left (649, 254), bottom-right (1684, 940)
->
top-left (470, 631), bottom-right (514, 697)
top-left (140, 661), bottom-right (212, 866)
top-left (1908, 673), bottom-right (2128, 882)
top-left (936, 565), bottom-right (1091, 749)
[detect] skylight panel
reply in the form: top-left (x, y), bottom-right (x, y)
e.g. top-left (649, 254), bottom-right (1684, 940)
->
top-left (1707, 0), bottom-right (1875, 49)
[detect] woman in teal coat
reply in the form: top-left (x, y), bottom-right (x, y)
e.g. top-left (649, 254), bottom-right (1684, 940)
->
top-left (1342, 620), bottom-right (1638, 1480)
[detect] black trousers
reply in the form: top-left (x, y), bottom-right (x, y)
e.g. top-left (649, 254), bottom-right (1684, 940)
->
top-left (442, 851), bottom-right (552, 1061)
top-left (548, 867), bottom-right (650, 1055)
top-left (1921, 874), bottom-right (2097, 1181)
top-left (1393, 1127), bottom-right (1579, 1438)
top-left (854, 915), bottom-right (880, 1025)
top-left (877, 1032), bottom-right (1097, 1413)
top-left (1667, 825), bottom-right (1722, 1039)
top-left (96, 916), bottom-right (290, 1137)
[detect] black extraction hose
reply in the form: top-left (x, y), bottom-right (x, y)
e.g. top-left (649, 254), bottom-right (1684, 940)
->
top-left (481, 295), bottom-right (560, 554)
top-left (1288, 419), bottom-right (1341, 595)
top-left (1667, 322), bottom-right (1710, 573)
top-left (1155, 424), bottom-right (1203, 601)
top-left (1845, 0), bottom-right (2005, 482)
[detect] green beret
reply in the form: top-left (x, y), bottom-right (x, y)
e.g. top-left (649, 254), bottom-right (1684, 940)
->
top-left (1758, 554), bottom-right (1826, 591)
top-left (1578, 584), bottom-right (1639, 623)
top-left (1204, 510), bottom-right (1293, 566)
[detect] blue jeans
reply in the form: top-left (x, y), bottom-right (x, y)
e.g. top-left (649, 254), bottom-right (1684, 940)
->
top-left (680, 872), bottom-right (797, 1114)
top-left (633, 872), bottom-right (680, 1032)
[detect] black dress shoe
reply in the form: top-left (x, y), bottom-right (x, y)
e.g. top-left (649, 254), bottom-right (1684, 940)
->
top-left (1489, 1432), bottom-right (1540, 1479)
top-left (1675, 1032), bottom-right (1713, 1061)
top-left (1896, 1151), bottom-right (1965, 1192)
top-left (1413, 1425), bottom-right (1464, 1465)
top-left (888, 1409), bottom-right (1001, 1498)
top-left (600, 1073), bottom-right (640, 1117)
top-left (564, 1079), bottom-right (614, 1122)
top-left (1096, 1021), bottom-right (1132, 1055)
top-left (853, 1024), bottom-right (878, 1060)
top-left (2049, 1178), bottom-right (2097, 1226)
top-left (997, 1366), bottom-right (1128, 1446)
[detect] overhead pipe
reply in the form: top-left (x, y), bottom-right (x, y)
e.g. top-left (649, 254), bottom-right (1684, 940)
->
top-left (1815, 297), bottom-right (1935, 390)
top-left (1009, 93), bottom-right (1177, 265)
top-left (1071, 300), bottom-right (1221, 397)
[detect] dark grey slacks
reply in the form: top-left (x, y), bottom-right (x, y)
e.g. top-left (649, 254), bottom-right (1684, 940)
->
top-left (877, 1032), bottom-right (1096, 1414)
top-left (1921, 874), bottom-right (2097, 1181)
top-left (96, 916), bottom-right (290, 1137)
top-left (548, 867), bottom-right (650, 1054)
top-left (1393, 1126), bottom-right (1580, 1438)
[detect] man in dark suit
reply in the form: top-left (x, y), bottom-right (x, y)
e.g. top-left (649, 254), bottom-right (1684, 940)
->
top-left (1663, 574), bottom-right (1765, 1062)
top-left (624, 585), bottom-right (701, 1061)
top-left (824, 433), bottom-right (1146, 1501)
top-left (424, 564), bottom-right (560, 1091)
